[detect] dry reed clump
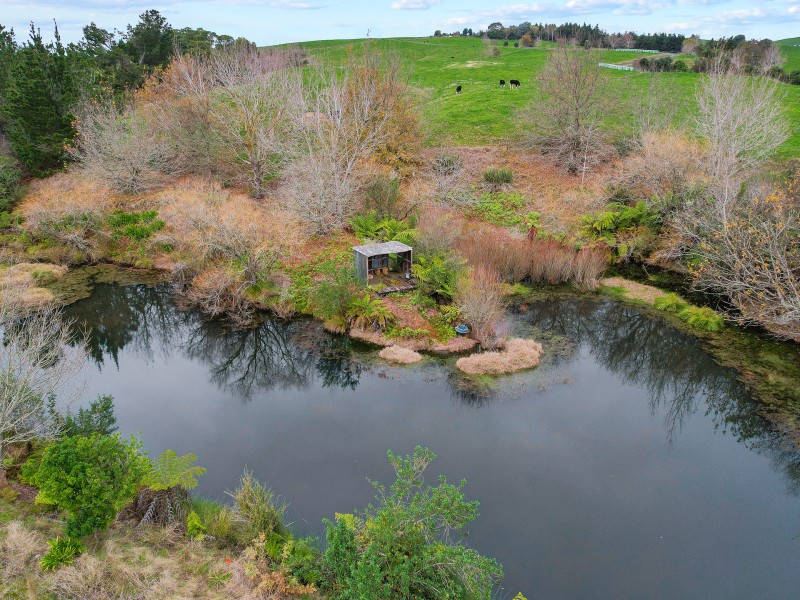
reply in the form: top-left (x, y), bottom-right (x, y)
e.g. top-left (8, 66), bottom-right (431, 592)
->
top-left (179, 265), bottom-right (255, 322)
top-left (456, 338), bottom-right (543, 375)
top-left (457, 223), bottom-right (608, 290)
top-left (1, 521), bottom-right (45, 579)
top-left (379, 345), bottom-right (424, 364)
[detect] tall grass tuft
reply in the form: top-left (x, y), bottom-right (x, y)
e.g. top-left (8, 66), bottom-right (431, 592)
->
top-left (678, 306), bottom-right (725, 332)
top-left (483, 167), bottom-right (514, 189)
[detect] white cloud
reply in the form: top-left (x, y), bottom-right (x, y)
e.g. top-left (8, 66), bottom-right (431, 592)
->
top-left (391, 0), bottom-right (441, 10)
top-left (666, 6), bottom-right (800, 31)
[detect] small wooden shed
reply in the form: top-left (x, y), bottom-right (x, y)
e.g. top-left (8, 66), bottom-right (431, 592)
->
top-left (353, 241), bottom-right (413, 283)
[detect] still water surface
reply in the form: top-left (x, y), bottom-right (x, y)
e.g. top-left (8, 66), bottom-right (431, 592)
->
top-left (65, 284), bottom-right (800, 599)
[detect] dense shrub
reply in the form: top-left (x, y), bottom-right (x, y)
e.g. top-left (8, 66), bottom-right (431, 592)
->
top-left (412, 253), bottom-right (463, 301)
top-left (582, 201), bottom-right (660, 261)
top-left (25, 434), bottom-right (150, 537)
top-left (321, 446), bottom-right (502, 599)
top-left (348, 295), bottom-right (394, 330)
top-left (312, 265), bottom-right (361, 329)
top-left (61, 395), bottom-right (118, 438)
top-left (363, 173), bottom-right (400, 218)
top-left (0, 155), bottom-right (23, 212)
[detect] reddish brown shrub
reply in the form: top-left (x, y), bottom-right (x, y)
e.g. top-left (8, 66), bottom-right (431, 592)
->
top-left (455, 265), bottom-right (506, 349)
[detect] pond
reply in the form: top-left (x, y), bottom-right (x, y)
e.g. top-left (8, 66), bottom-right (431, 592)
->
top-left (64, 283), bottom-right (800, 599)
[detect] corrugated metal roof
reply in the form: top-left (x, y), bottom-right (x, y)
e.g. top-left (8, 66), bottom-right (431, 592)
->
top-left (352, 241), bottom-right (412, 257)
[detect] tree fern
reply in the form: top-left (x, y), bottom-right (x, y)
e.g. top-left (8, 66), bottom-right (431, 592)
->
top-left (145, 450), bottom-right (206, 491)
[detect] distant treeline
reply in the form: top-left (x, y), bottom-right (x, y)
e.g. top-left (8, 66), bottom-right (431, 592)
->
top-left (0, 10), bottom-right (252, 176)
top-left (433, 21), bottom-right (686, 53)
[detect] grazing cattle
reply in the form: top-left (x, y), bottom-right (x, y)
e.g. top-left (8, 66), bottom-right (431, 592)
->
top-left (510, 79), bottom-right (521, 88)
top-left (500, 79), bottom-right (506, 87)
top-left (456, 85), bottom-right (462, 94)
top-left (451, 56), bottom-right (455, 59)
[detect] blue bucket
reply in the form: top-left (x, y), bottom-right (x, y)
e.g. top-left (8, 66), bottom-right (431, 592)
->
top-left (454, 324), bottom-right (469, 335)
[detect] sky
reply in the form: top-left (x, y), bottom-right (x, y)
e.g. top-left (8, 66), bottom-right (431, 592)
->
top-left (2, 0), bottom-right (799, 46)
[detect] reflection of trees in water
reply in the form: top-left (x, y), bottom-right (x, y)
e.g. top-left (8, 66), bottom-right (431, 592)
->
top-left (65, 284), bottom-right (183, 368)
top-left (183, 318), bottom-right (317, 400)
top-left (68, 285), bottom-right (362, 401)
top-left (524, 298), bottom-right (800, 494)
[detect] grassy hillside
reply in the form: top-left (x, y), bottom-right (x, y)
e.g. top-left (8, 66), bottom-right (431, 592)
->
top-left (778, 37), bottom-right (800, 72)
top-left (298, 36), bottom-right (800, 156)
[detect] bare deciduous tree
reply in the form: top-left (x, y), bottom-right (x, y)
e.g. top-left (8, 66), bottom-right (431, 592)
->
top-left (679, 180), bottom-right (800, 340)
top-left (693, 62), bottom-right (790, 202)
top-left (168, 45), bottom-right (304, 199)
top-left (288, 55), bottom-right (397, 233)
top-left (71, 100), bottom-right (175, 193)
top-left (0, 291), bottom-right (86, 465)
top-left (525, 45), bottom-right (613, 182)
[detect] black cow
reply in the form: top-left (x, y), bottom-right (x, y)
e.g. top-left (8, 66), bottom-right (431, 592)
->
top-left (451, 56), bottom-right (455, 59)
top-left (456, 85), bottom-right (462, 94)
top-left (500, 79), bottom-right (506, 87)
top-left (510, 79), bottom-right (521, 88)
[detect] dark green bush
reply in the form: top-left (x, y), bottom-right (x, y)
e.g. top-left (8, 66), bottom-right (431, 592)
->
top-left (0, 156), bottom-right (23, 212)
top-left (312, 265), bottom-right (361, 328)
top-left (61, 395), bottom-right (118, 438)
top-left (26, 434), bottom-right (150, 537)
top-left (582, 201), bottom-right (660, 261)
top-left (321, 446), bottom-right (502, 599)
top-left (364, 173), bottom-right (400, 218)
top-left (412, 253), bottom-right (463, 301)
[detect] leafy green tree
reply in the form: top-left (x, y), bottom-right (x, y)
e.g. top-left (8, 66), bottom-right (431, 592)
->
top-left (123, 10), bottom-right (173, 68)
top-left (0, 24), bottom-right (17, 112)
top-left (322, 446), bottom-right (503, 599)
top-left (26, 433), bottom-right (150, 537)
top-left (62, 395), bottom-right (118, 438)
top-left (2, 24), bottom-right (76, 176)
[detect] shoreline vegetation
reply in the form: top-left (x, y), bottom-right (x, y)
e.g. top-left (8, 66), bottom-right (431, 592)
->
top-left (1, 9), bottom-right (800, 597)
